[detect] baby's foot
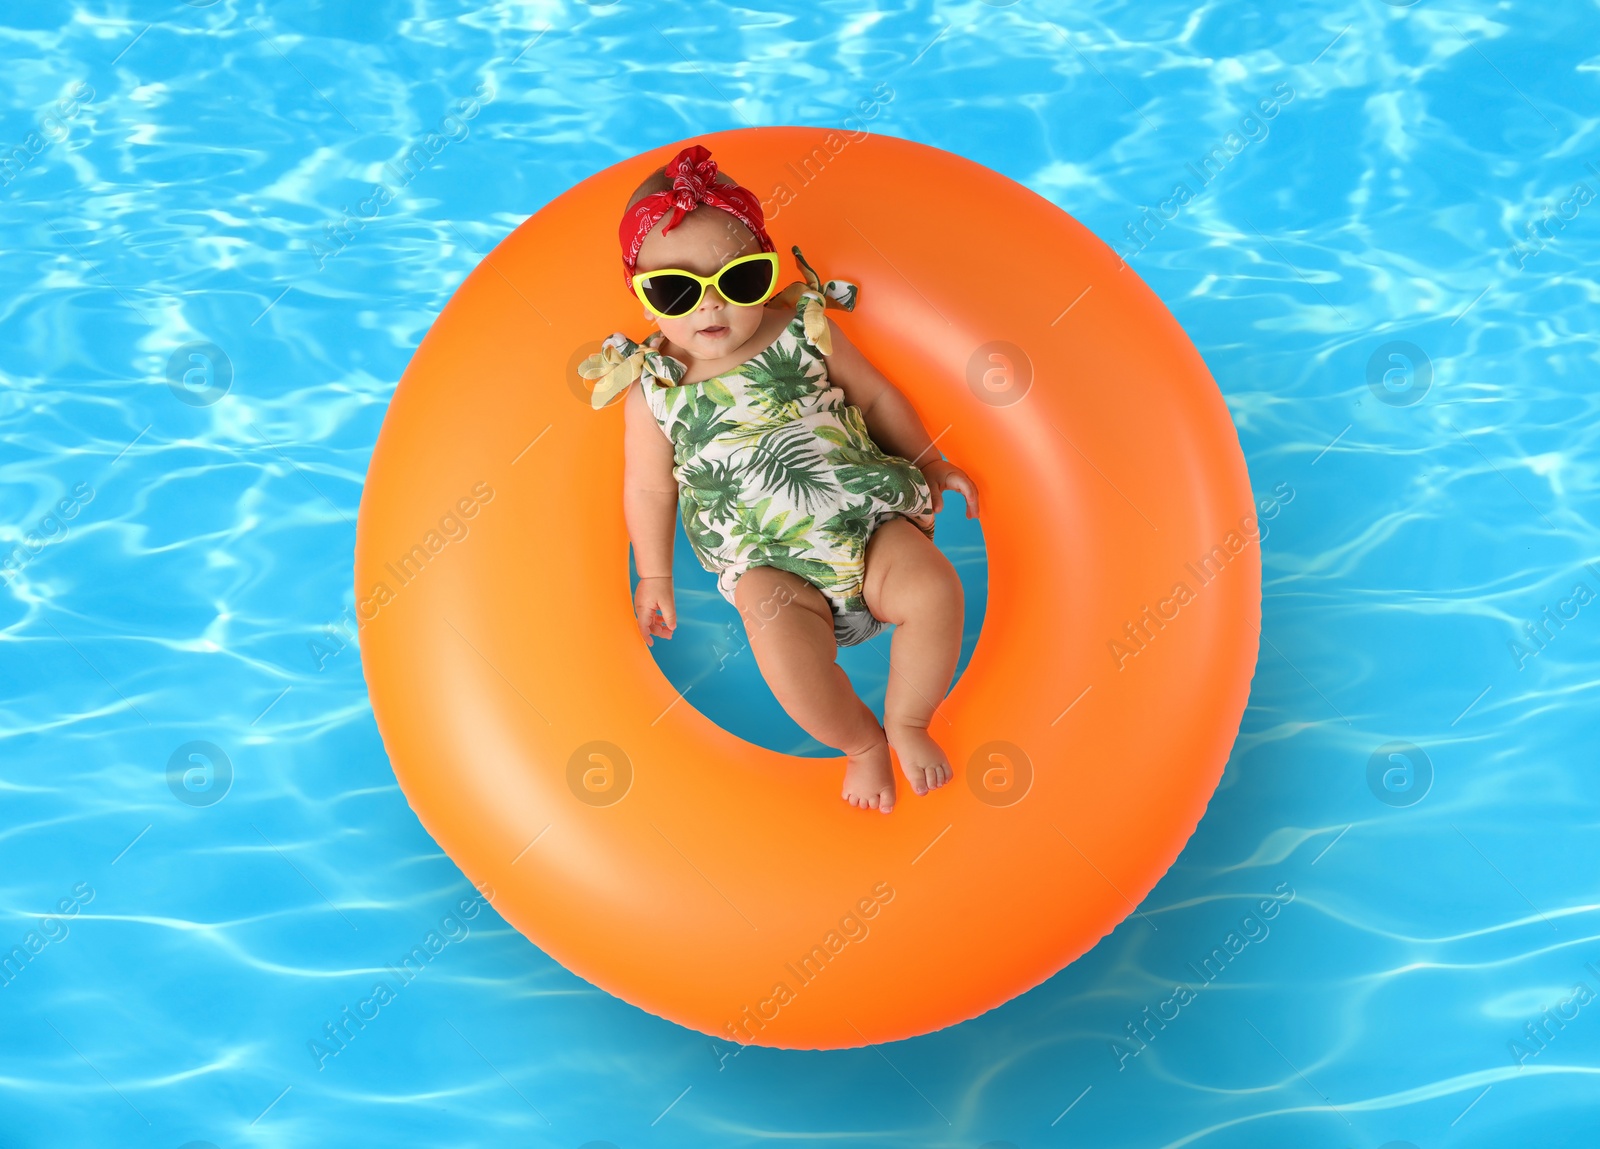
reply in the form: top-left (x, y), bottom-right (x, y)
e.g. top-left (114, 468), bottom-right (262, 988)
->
top-left (842, 736), bottom-right (896, 814)
top-left (885, 722), bottom-right (953, 796)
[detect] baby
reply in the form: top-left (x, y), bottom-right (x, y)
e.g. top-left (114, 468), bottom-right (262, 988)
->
top-left (581, 144), bottom-right (980, 814)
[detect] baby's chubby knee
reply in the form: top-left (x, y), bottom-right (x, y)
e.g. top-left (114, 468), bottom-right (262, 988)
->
top-left (877, 550), bottom-right (961, 625)
top-left (903, 551), bottom-right (962, 611)
top-left (862, 520), bottom-right (963, 622)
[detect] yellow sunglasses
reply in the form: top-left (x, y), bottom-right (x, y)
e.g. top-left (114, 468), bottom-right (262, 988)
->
top-left (631, 251), bottom-right (781, 318)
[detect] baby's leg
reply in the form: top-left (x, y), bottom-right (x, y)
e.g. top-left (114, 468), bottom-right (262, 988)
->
top-left (732, 566), bottom-right (898, 813)
top-left (861, 518), bottom-right (964, 795)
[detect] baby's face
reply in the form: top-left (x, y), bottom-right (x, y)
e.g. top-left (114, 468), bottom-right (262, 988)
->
top-left (635, 207), bottom-right (769, 360)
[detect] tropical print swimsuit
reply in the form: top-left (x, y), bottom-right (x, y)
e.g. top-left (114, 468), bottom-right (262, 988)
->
top-left (582, 248), bottom-right (935, 646)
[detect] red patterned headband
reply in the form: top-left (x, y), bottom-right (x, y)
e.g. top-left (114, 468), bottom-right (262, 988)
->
top-left (618, 144), bottom-right (775, 287)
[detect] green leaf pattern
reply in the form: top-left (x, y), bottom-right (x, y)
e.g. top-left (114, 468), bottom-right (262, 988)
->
top-left (600, 266), bottom-right (934, 617)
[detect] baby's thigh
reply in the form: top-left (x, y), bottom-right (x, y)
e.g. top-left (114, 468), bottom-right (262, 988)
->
top-left (862, 518), bottom-right (961, 623)
top-left (733, 565), bottom-right (832, 635)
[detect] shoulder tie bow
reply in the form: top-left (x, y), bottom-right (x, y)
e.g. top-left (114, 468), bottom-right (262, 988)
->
top-left (768, 245), bottom-right (859, 356)
top-left (578, 335), bottom-right (648, 410)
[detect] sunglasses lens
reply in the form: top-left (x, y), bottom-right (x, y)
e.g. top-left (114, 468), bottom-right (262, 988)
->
top-left (640, 273), bottom-right (701, 317)
top-left (716, 258), bottom-right (776, 305)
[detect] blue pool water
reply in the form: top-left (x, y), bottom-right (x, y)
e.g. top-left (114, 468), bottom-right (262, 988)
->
top-left (4, 2), bottom-right (1598, 1145)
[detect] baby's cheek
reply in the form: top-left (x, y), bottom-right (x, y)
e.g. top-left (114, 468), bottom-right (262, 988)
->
top-left (728, 310), bottom-right (764, 341)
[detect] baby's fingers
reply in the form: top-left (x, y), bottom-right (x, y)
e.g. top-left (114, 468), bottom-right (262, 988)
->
top-left (636, 601), bottom-right (666, 644)
top-left (952, 472), bottom-right (980, 517)
top-left (657, 595), bottom-right (677, 635)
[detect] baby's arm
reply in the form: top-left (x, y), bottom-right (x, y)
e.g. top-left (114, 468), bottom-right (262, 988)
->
top-left (623, 382), bottom-right (678, 644)
top-left (822, 318), bottom-right (981, 518)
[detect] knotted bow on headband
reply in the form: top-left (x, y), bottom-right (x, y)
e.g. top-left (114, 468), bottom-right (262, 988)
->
top-left (618, 144), bottom-right (776, 287)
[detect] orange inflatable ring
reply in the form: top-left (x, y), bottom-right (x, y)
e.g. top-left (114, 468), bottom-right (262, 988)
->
top-left (356, 128), bottom-right (1260, 1050)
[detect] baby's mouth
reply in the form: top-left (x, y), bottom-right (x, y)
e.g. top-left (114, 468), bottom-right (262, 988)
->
top-left (697, 325), bottom-right (729, 339)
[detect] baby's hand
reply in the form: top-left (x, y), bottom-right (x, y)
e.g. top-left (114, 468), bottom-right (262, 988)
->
top-left (635, 576), bottom-right (677, 645)
top-left (921, 459), bottom-right (981, 518)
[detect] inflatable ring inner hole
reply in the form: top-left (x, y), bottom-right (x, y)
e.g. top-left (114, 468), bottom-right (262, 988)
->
top-left (632, 505), bottom-right (989, 758)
